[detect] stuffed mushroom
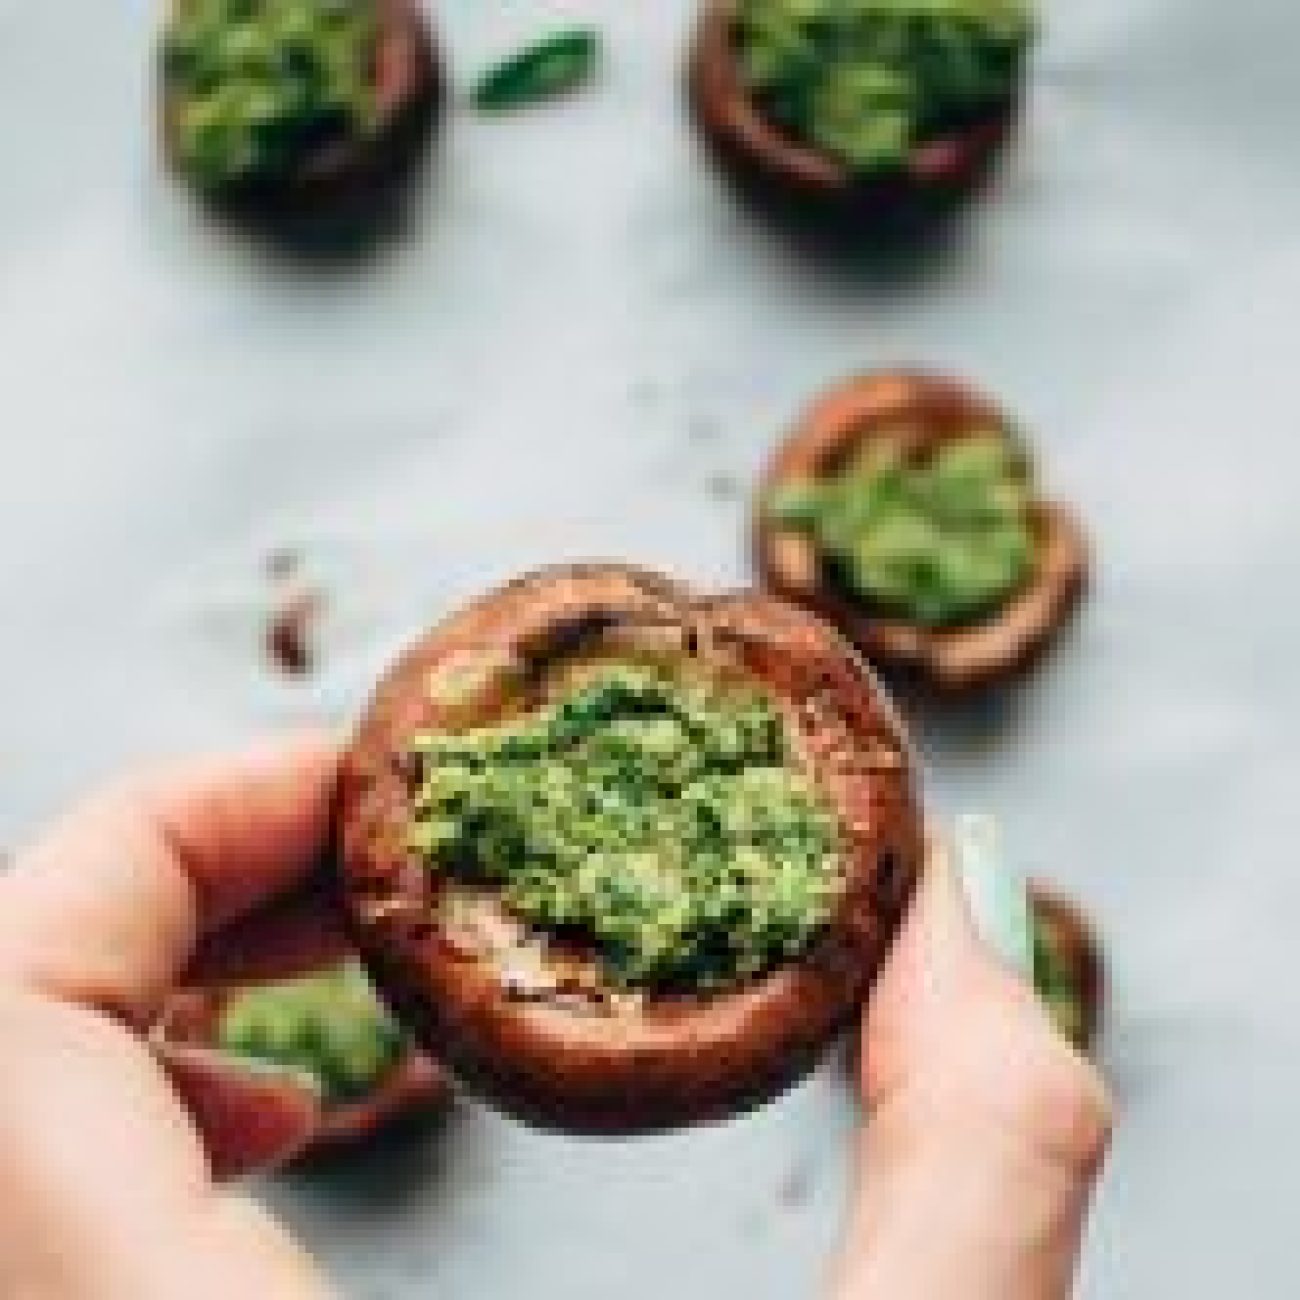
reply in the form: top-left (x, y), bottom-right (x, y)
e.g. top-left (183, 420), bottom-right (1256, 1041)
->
top-left (164, 960), bottom-right (448, 1155)
top-left (336, 563), bottom-right (923, 1135)
top-left (756, 371), bottom-right (1089, 693)
top-left (160, 0), bottom-right (442, 231)
top-left (1030, 886), bottom-right (1103, 1053)
top-left (688, 0), bottom-right (1034, 236)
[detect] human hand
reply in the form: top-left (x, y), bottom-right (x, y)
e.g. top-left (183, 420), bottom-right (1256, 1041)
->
top-left (833, 839), bottom-right (1113, 1300)
top-left (0, 736), bottom-right (347, 1299)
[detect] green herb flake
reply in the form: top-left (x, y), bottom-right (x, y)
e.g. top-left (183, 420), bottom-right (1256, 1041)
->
top-left (407, 661), bottom-right (841, 992)
top-left (472, 28), bottom-right (600, 112)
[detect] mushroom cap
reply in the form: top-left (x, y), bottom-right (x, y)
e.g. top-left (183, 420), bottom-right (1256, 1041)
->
top-left (336, 563), bottom-right (924, 1134)
top-left (755, 371), bottom-right (1090, 693)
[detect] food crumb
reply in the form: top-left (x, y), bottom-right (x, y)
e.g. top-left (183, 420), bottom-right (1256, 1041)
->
top-left (705, 471), bottom-right (742, 502)
top-left (778, 1160), bottom-right (815, 1208)
top-left (687, 413), bottom-right (721, 444)
top-left (264, 549), bottom-right (326, 679)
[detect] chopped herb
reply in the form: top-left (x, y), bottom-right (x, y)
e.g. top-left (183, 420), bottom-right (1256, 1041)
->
top-left (217, 962), bottom-right (406, 1105)
top-left (472, 29), bottom-right (600, 112)
top-left (735, 0), bottom-right (1035, 173)
top-left (163, 0), bottom-right (381, 192)
top-left (407, 661), bottom-right (841, 991)
top-left (769, 431), bottom-right (1036, 627)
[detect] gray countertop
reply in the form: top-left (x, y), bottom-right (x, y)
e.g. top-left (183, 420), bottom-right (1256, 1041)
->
top-left (3, 0), bottom-right (1299, 1294)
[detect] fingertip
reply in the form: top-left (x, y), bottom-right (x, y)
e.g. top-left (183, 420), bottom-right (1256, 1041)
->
top-left (908, 833), bottom-right (985, 965)
top-left (0, 734), bottom-right (347, 1019)
top-left (139, 731), bottom-right (345, 930)
top-left (156, 1043), bottom-right (325, 1180)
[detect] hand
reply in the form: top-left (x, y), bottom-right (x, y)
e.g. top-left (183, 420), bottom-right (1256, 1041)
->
top-left (0, 736), bottom-right (346, 1299)
top-left (833, 841), bottom-right (1113, 1300)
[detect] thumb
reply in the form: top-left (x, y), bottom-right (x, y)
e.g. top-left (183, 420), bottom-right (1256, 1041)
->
top-left (860, 835), bottom-right (1042, 1107)
top-left (900, 836), bottom-right (995, 986)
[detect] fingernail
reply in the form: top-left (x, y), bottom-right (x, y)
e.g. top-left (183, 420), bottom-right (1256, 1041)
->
top-left (953, 814), bottom-right (1034, 980)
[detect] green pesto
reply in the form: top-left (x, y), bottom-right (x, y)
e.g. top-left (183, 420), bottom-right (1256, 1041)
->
top-left (217, 961), bottom-right (405, 1104)
top-left (1032, 908), bottom-right (1090, 1051)
top-left (734, 0), bottom-right (1035, 172)
top-left (408, 662), bottom-right (841, 992)
top-left (163, 0), bottom-right (379, 192)
top-left (770, 432), bottom-right (1035, 628)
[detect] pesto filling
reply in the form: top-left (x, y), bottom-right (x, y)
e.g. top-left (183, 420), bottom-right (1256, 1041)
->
top-left (163, 0), bottom-right (380, 192)
top-left (217, 961), bottom-right (406, 1105)
top-left (769, 431), bottom-right (1036, 628)
top-left (734, 0), bottom-right (1035, 173)
top-left (407, 662), bottom-right (841, 992)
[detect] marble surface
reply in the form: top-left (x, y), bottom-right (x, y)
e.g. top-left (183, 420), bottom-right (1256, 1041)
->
top-left (3, 0), bottom-right (1300, 1295)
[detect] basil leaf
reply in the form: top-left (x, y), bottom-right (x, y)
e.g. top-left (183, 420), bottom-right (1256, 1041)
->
top-left (472, 29), bottom-right (599, 112)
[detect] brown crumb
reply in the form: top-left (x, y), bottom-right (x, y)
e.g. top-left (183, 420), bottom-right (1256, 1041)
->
top-left (264, 550), bottom-right (326, 679)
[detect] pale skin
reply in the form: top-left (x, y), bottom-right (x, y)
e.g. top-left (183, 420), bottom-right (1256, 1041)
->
top-left (0, 736), bottom-right (1111, 1299)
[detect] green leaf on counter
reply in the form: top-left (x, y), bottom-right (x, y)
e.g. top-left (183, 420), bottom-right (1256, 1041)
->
top-left (472, 29), bottom-right (600, 112)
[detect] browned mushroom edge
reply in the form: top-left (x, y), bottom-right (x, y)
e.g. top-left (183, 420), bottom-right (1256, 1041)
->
top-left (686, 0), bottom-right (1020, 238)
top-left (159, 0), bottom-right (443, 235)
top-left (755, 371), bottom-right (1090, 695)
top-left (158, 989), bottom-right (450, 1157)
top-left (1030, 883), bottom-right (1104, 1055)
top-left (334, 562), bottom-right (925, 1135)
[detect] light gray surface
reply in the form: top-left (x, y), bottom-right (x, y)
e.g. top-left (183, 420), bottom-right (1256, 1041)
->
top-left (2, 0), bottom-right (1298, 1295)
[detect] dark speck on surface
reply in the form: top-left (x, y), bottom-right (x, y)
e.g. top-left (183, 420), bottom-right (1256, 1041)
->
top-left (705, 471), bottom-right (743, 501)
top-left (628, 378), bottom-right (665, 411)
top-left (687, 413), bottom-right (722, 444)
top-left (264, 549), bottom-right (326, 679)
top-left (778, 1158), bottom-right (816, 1209)
top-left (265, 546), bottom-right (301, 583)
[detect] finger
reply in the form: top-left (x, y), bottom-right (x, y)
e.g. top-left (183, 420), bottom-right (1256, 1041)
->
top-left (0, 990), bottom-right (332, 1298)
top-left (188, 884), bottom-right (354, 988)
top-left (155, 1042), bottom-right (323, 1180)
top-left (0, 733), bottom-right (340, 1023)
top-left (879, 837), bottom-right (988, 998)
top-left (859, 837), bottom-right (1032, 1103)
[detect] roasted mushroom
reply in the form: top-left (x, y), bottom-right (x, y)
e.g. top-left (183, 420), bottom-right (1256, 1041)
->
top-left (756, 371), bottom-right (1089, 693)
top-left (337, 563), bottom-right (923, 1135)
top-left (160, 0), bottom-right (443, 235)
top-left (688, 0), bottom-right (1033, 237)
top-left (163, 961), bottom-right (448, 1156)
